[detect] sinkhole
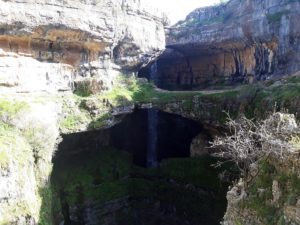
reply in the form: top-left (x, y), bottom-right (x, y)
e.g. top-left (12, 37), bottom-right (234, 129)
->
top-left (51, 109), bottom-right (233, 225)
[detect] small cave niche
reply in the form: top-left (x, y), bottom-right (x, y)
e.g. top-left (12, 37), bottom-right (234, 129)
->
top-left (51, 109), bottom-right (232, 225)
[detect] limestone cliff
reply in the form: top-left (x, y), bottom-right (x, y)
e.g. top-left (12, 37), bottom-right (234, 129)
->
top-left (155, 0), bottom-right (300, 89)
top-left (0, 1), bottom-right (165, 224)
top-left (0, 0), bottom-right (165, 93)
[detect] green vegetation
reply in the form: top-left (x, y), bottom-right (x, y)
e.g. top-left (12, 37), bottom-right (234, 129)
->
top-left (51, 148), bottom-right (230, 223)
top-left (0, 99), bottom-right (29, 122)
top-left (249, 81), bottom-right (300, 120)
top-left (0, 122), bottom-right (38, 224)
top-left (38, 186), bottom-right (54, 225)
top-left (0, 99), bottom-right (58, 225)
top-left (68, 73), bottom-right (300, 131)
top-left (158, 156), bottom-right (228, 189)
top-left (97, 76), bottom-right (199, 106)
top-left (61, 113), bottom-right (90, 130)
top-left (51, 148), bottom-right (132, 206)
top-left (89, 113), bottom-right (112, 129)
top-left (0, 150), bottom-right (9, 168)
top-left (243, 160), bottom-right (300, 224)
top-left (266, 10), bottom-right (290, 24)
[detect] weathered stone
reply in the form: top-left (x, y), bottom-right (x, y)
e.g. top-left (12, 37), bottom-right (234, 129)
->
top-left (271, 180), bottom-right (282, 207)
top-left (154, 0), bottom-right (300, 89)
top-left (190, 133), bottom-right (210, 157)
top-left (284, 205), bottom-right (300, 224)
top-left (0, 0), bottom-right (166, 93)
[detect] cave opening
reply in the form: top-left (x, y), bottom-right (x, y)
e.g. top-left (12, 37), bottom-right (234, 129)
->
top-left (51, 109), bottom-right (232, 225)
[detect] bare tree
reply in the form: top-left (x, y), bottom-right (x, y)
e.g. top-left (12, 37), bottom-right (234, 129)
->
top-left (211, 112), bottom-right (300, 185)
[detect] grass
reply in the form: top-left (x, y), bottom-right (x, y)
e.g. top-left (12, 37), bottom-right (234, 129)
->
top-left (0, 122), bottom-right (32, 167)
top-left (89, 113), bottom-right (112, 129)
top-left (244, 160), bottom-right (300, 224)
top-left (0, 99), bottom-right (29, 123)
top-left (0, 122), bottom-right (41, 224)
top-left (158, 156), bottom-right (224, 189)
top-left (0, 99), bottom-right (57, 225)
top-left (0, 150), bottom-right (9, 169)
top-left (61, 113), bottom-right (90, 130)
top-left (69, 74), bottom-right (300, 130)
top-left (51, 148), bottom-right (132, 206)
top-left (38, 186), bottom-right (53, 225)
top-left (51, 147), bottom-right (231, 223)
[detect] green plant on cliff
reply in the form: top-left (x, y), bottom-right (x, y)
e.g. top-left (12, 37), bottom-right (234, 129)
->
top-left (0, 99), bottom-right (29, 123)
top-left (266, 10), bottom-right (290, 24)
top-left (245, 160), bottom-right (300, 224)
top-left (0, 122), bottom-right (39, 223)
top-left (212, 111), bottom-right (300, 224)
top-left (211, 112), bottom-right (300, 184)
top-left (0, 99), bottom-right (58, 225)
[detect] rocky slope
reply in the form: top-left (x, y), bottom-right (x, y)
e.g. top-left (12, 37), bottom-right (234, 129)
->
top-left (1, 0), bottom-right (300, 224)
top-left (154, 0), bottom-right (300, 89)
top-left (0, 0), bottom-right (165, 93)
top-left (222, 113), bottom-right (300, 225)
top-left (0, 0), bottom-right (165, 224)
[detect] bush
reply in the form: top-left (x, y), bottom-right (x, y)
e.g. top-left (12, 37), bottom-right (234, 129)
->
top-left (211, 112), bottom-right (300, 184)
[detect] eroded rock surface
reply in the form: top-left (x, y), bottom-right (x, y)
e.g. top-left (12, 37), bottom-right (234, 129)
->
top-left (154, 0), bottom-right (300, 89)
top-left (0, 1), bottom-right (166, 224)
top-left (0, 0), bottom-right (165, 93)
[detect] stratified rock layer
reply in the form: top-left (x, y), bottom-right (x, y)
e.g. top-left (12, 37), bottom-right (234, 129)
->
top-left (155, 0), bottom-right (300, 89)
top-left (0, 0), bottom-right (165, 93)
top-left (0, 1), bottom-right (165, 224)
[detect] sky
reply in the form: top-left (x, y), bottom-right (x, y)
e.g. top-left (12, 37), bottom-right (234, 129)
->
top-left (145, 0), bottom-right (222, 24)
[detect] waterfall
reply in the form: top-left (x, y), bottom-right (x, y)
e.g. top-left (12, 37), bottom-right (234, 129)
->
top-left (147, 62), bottom-right (158, 168)
top-left (149, 61), bottom-right (158, 85)
top-left (147, 108), bottom-right (158, 167)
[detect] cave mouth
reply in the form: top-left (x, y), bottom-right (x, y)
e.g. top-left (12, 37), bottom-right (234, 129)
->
top-left (51, 109), bottom-right (232, 225)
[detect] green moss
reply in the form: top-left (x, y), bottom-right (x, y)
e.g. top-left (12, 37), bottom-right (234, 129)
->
top-left (51, 148), bottom-right (132, 206)
top-left (0, 123), bottom-right (32, 166)
top-left (0, 99), bottom-right (30, 123)
top-left (244, 159), bottom-right (300, 224)
top-left (61, 112), bottom-right (90, 131)
top-left (52, 149), bottom-right (230, 223)
top-left (38, 186), bottom-right (53, 225)
top-left (89, 113), bottom-right (112, 129)
top-left (287, 193), bottom-right (298, 206)
top-left (0, 122), bottom-right (39, 224)
top-left (235, 220), bottom-right (243, 225)
top-left (158, 156), bottom-right (223, 189)
top-left (0, 150), bottom-right (9, 169)
top-left (266, 10), bottom-right (290, 24)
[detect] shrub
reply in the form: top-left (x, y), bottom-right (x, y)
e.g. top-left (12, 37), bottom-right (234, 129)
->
top-left (211, 112), bottom-right (300, 185)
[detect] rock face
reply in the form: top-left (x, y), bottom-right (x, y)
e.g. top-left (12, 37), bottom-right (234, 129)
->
top-left (0, 99), bottom-right (60, 224)
top-left (0, 1), bottom-right (166, 224)
top-left (154, 0), bottom-right (300, 89)
top-left (0, 0), bottom-right (165, 93)
top-left (222, 113), bottom-right (300, 225)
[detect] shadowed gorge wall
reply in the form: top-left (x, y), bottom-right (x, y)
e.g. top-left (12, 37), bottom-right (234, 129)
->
top-left (51, 109), bottom-right (230, 225)
top-left (56, 109), bottom-right (203, 166)
top-left (154, 42), bottom-right (277, 90)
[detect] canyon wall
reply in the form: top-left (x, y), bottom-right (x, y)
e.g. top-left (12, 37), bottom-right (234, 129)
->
top-left (0, 1), bottom-right (165, 224)
top-left (155, 0), bottom-right (300, 89)
top-left (0, 0), bottom-right (165, 93)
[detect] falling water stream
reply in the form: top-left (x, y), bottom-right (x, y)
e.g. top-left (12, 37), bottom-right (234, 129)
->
top-left (147, 61), bottom-right (158, 167)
